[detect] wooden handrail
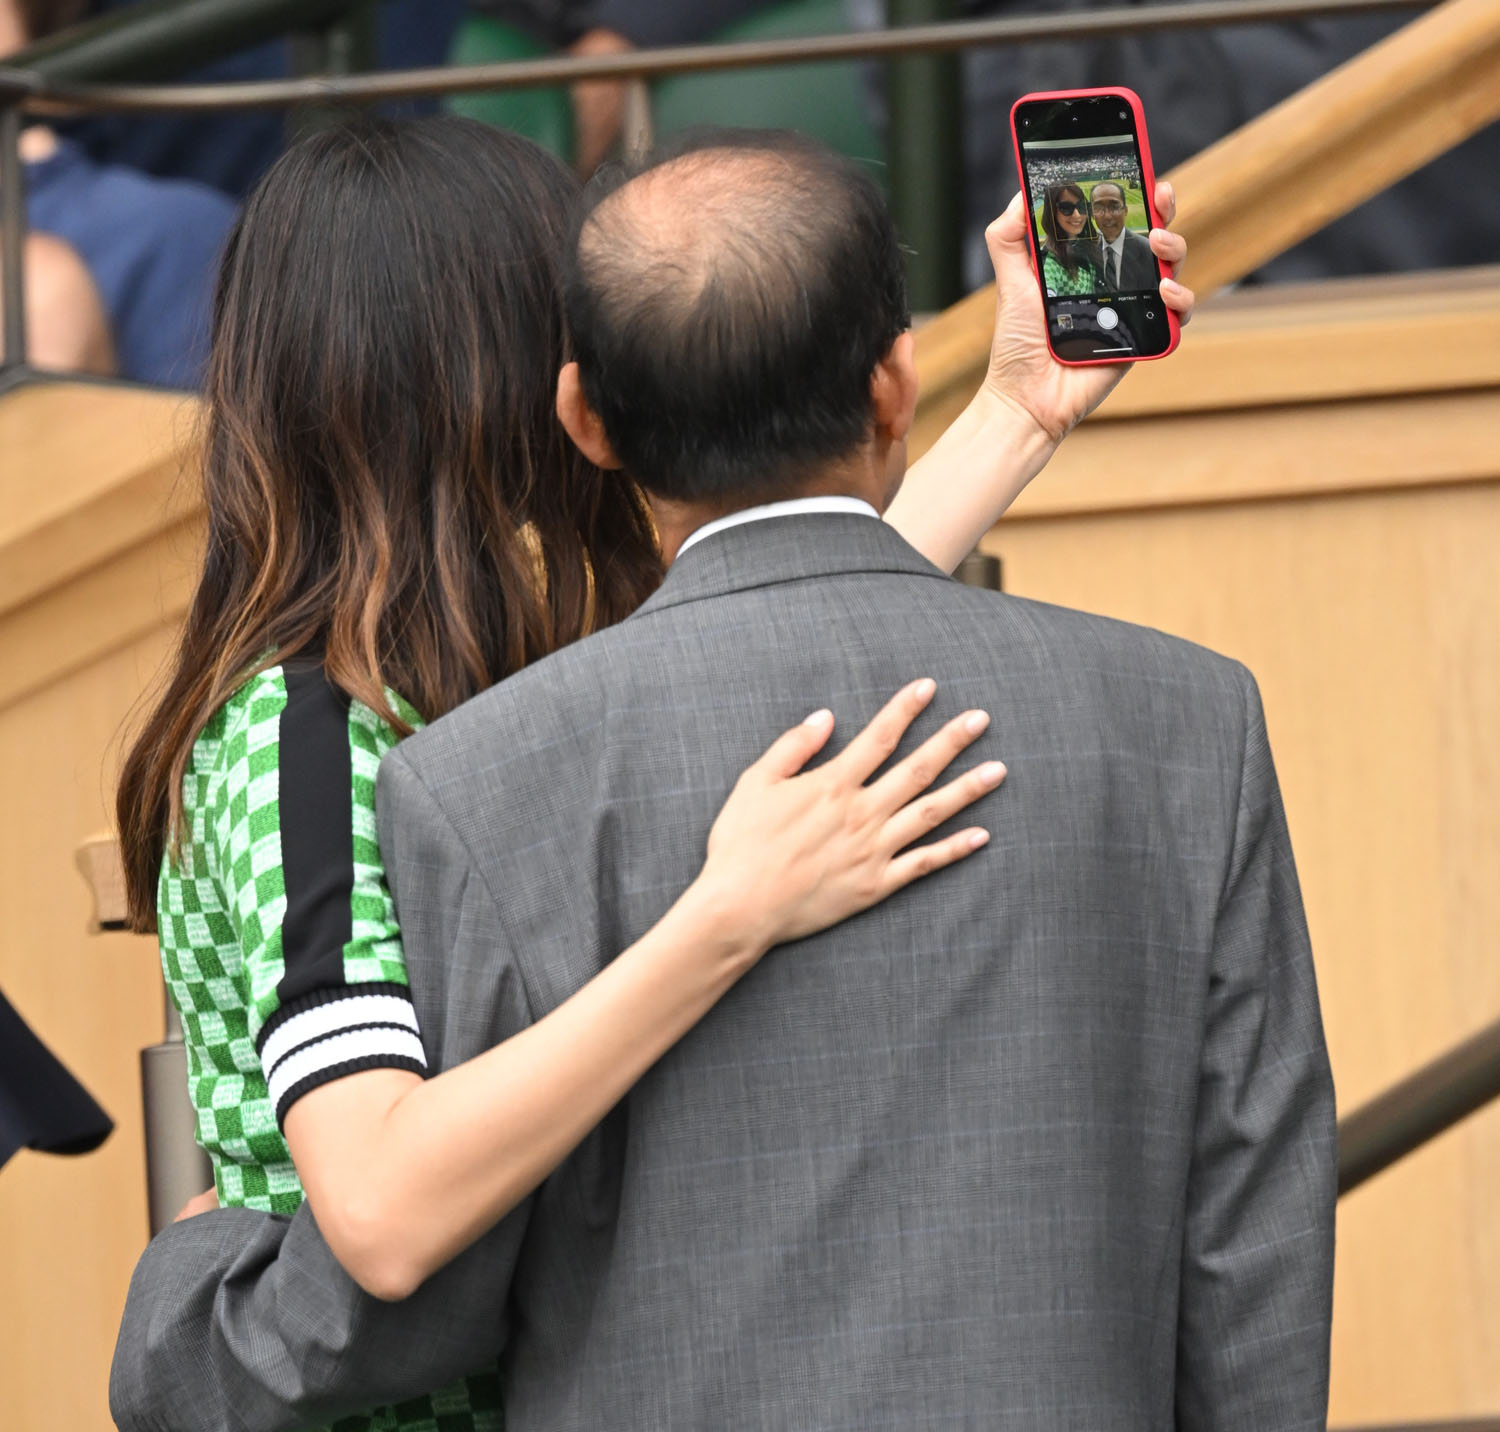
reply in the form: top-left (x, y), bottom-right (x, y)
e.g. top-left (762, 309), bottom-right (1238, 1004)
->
top-left (912, 0), bottom-right (1500, 429)
top-left (1171, 0), bottom-right (1500, 295)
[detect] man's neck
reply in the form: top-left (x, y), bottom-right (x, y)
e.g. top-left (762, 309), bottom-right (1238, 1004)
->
top-left (651, 460), bottom-right (893, 565)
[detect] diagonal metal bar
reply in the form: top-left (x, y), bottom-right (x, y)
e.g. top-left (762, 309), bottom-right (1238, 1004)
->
top-left (1338, 1013), bottom-right (1500, 1196)
top-left (12, 0), bottom-right (361, 85)
top-left (0, 0), bottom-right (1435, 114)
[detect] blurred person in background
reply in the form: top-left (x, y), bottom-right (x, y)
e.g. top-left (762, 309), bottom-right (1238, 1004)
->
top-left (1, 231), bottom-right (115, 373)
top-left (57, 0), bottom-right (468, 200)
top-left (473, 0), bottom-right (774, 172)
top-left (4, 0), bottom-right (236, 386)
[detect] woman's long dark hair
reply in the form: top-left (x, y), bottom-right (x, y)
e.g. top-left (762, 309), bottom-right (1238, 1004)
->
top-left (117, 117), bottom-right (661, 932)
top-left (1040, 183), bottom-right (1099, 279)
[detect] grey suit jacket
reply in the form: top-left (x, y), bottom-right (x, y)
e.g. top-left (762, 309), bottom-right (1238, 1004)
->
top-left (111, 513), bottom-right (1336, 1431)
top-left (1097, 229), bottom-right (1158, 294)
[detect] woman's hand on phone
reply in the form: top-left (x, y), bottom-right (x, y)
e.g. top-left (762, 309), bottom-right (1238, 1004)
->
top-left (982, 178), bottom-right (1194, 444)
top-left (694, 679), bottom-right (1005, 954)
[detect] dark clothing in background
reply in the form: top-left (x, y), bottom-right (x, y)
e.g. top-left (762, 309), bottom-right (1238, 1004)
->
top-left (474, 0), bottom-right (769, 48)
top-left (0, 987), bottom-right (112, 1170)
top-left (59, 0), bottom-right (467, 200)
top-left (56, 41), bottom-right (290, 201)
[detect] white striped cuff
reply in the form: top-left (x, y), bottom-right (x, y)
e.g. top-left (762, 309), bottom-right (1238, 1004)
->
top-left (260, 993), bottom-right (428, 1125)
top-left (260, 993), bottom-right (422, 1074)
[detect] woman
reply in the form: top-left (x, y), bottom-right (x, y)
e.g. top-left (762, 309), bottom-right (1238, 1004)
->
top-left (117, 118), bottom-right (1191, 1432)
top-left (1038, 182), bottom-right (1102, 297)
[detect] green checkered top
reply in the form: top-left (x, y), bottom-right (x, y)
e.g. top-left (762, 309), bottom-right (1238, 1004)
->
top-left (1043, 247), bottom-right (1102, 296)
top-left (158, 658), bottom-right (503, 1432)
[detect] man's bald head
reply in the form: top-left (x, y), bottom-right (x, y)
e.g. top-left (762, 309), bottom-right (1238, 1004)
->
top-left (563, 131), bottom-right (909, 505)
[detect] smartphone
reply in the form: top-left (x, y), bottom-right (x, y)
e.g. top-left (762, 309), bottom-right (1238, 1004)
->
top-left (1010, 87), bottom-right (1179, 365)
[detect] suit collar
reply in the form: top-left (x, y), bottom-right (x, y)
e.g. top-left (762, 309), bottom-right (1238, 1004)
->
top-left (630, 512), bottom-right (952, 618)
top-left (676, 495), bottom-right (880, 557)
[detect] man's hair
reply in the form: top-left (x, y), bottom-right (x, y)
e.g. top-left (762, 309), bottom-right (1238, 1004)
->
top-left (1089, 181), bottom-right (1126, 202)
top-left (563, 129), bottom-right (910, 506)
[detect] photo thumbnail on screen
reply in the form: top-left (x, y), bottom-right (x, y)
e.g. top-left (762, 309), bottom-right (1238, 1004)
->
top-left (1023, 136), bottom-right (1151, 300)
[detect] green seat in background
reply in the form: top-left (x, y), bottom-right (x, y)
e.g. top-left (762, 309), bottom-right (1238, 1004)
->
top-left (444, 15), bottom-right (574, 164)
top-left (444, 1), bottom-right (884, 180)
top-left (651, 0), bottom-right (885, 180)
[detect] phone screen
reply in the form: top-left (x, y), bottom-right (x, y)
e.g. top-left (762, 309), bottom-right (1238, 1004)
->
top-left (1013, 95), bottom-right (1173, 361)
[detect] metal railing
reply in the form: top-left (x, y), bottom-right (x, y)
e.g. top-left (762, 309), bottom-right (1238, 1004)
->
top-left (1338, 1012), bottom-right (1500, 1196)
top-left (12, 0), bottom-right (363, 86)
top-left (0, 0), bottom-right (1440, 362)
top-left (0, 0), bottom-right (1436, 107)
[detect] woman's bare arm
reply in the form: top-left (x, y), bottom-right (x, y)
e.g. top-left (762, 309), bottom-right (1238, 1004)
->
top-left (885, 181), bottom-right (1194, 575)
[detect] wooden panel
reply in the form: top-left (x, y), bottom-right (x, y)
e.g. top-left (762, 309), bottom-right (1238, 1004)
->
top-left (0, 377), bottom-right (201, 1430)
top-left (0, 516), bottom-right (202, 713)
top-left (981, 468), bottom-right (1500, 1425)
top-left (0, 629), bottom-right (185, 1432)
top-left (911, 267), bottom-right (1500, 449)
top-left (0, 381), bottom-right (198, 614)
top-left (1003, 388), bottom-right (1500, 519)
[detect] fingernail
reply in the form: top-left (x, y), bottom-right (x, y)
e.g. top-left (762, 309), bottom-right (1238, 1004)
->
top-left (979, 761), bottom-right (1006, 785)
top-left (803, 708), bottom-right (833, 728)
top-left (913, 678), bottom-right (937, 702)
top-left (968, 829), bottom-right (990, 849)
top-left (964, 711), bottom-right (990, 735)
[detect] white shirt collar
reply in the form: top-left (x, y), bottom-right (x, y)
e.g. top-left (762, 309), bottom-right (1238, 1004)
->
top-left (675, 495), bottom-right (880, 558)
top-left (1104, 233), bottom-right (1125, 253)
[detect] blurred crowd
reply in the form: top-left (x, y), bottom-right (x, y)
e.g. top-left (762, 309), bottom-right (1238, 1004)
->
top-left (7, 0), bottom-right (1496, 388)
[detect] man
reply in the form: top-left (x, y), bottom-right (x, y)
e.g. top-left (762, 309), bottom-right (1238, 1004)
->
top-left (1089, 182), bottom-right (1157, 293)
top-left (473, 1), bottom-right (774, 172)
top-left (111, 132), bottom-right (1336, 1430)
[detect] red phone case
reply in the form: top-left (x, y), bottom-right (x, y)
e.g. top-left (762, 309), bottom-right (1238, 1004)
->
top-left (1009, 86), bottom-right (1180, 365)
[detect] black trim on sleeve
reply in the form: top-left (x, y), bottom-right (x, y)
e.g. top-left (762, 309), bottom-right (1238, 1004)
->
top-left (264, 1022), bottom-right (423, 1084)
top-left (275, 664), bottom-right (358, 1016)
top-left (273, 1052), bottom-right (428, 1130)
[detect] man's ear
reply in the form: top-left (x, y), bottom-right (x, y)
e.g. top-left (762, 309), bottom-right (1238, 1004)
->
top-left (870, 331), bottom-right (919, 444)
top-left (556, 362), bottom-right (624, 470)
